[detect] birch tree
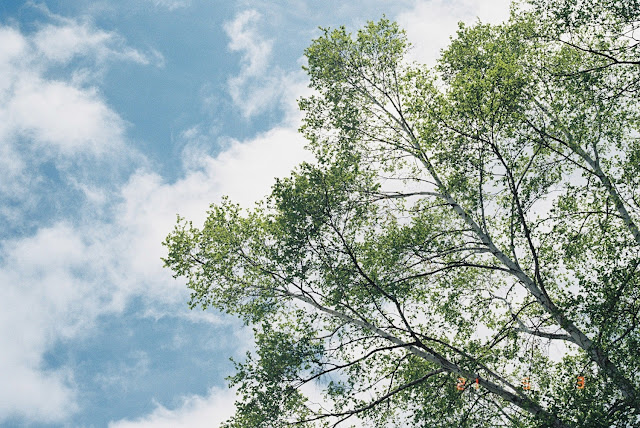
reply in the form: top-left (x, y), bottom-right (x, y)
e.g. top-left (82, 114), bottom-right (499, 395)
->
top-left (163, 2), bottom-right (640, 426)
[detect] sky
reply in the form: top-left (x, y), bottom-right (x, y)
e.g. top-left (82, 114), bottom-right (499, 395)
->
top-left (0, 1), bottom-right (511, 427)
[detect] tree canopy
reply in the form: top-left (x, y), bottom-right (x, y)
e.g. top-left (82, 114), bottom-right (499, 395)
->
top-left (163, 1), bottom-right (640, 426)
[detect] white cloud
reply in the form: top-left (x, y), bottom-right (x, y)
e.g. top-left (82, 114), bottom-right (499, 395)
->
top-left (33, 22), bottom-right (112, 63)
top-left (0, 27), bottom-right (27, 93)
top-left (0, 17), bottom-right (162, 160)
top-left (0, 17), bottom-right (166, 423)
top-left (0, 17), bottom-right (160, 232)
top-left (108, 387), bottom-right (237, 428)
top-left (0, 88), bottom-right (311, 424)
top-left (0, 224), bottom-right (105, 422)
top-left (397, 0), bottom-right (512, 65)
top-left (109, 117), bottom-right (312, 303)
top-left (224, 9), bottom-right (293, 118)
top-left (180, 124), bottom-right (311, 206)
top-left (0, 366), bottom-right (77, 423)
top-left (0, 5), bottom-right (310, 426)
top-left (107, 376), bottom-right (366, 428)
top-left (32, 16), bottom-right (164, 67)
top-left (7, 76), bottom-right (126, 154)
top-left (0, 138), bottom-right (27, 195)
top-left (0, 26), bottom-right (110, 174)
top-left (145, 0), bottom-right (191, 11)
top-left (225, 10), bottom-right (272, 78)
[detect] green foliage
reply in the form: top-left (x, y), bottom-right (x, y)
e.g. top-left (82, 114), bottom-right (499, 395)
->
top-left (163, 1), bottom-right (640, 426)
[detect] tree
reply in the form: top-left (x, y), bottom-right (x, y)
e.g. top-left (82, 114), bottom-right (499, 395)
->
top-left (163, 1), bottom-right (640, 426)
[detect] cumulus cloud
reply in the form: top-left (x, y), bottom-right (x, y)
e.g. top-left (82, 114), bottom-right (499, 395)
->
top-left (0, 138), bottom-right (313, 427)
top-left (0, 91), bottom-right (311, 424)
top-left (7, 77), bottom-right (126, 154)
top-left (0, 17), bottom-right (163, 155)
top-left (0, 224), bottom-right (104, 422)
top-left (223, 9), bottom-right (294, 118)
top-left (33, 21), bottom-right (154, 65)
top-left (108, 387), bottom-right (237, 428)
top-left (108, 375), bottom-right (366, 428)
top-left (109, 116), bottom-right (312, 304)
top-left (0, 4), bottom-right (318, 420)
top-left (0, 18), bottom-right (158, 218)
top-left (145, 0), bottom-right (191, 11)
top-left (397, 0), bottom-right (512, 65)
top-left (0, 16), bottom-right (165, 423)
top-left (225, 10), bottom-right (272, 77)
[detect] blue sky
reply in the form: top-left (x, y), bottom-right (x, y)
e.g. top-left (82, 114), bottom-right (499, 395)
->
top-left (0, 1), bottom-right (510, 426)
